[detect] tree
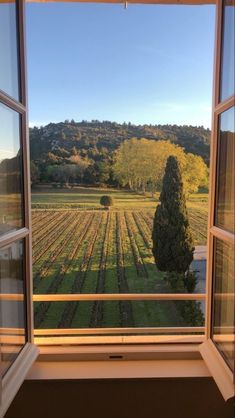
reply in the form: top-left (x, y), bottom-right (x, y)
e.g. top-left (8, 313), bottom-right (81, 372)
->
top-left (68, 155), bottom-right (90, 183)
top-left (113, 138), bottom-right (208, 194)
top-left (46, 152), bottom-right (60, 164)
top-left (30, 161), bottom-right (40, 186)
top-left (100, 195), bottom-right (114, 210)
top-left (45, 164), bottom-right (77, 185)
top-left (182, 153), bottom-right (209, 195)
top-left (152, 156), bottom-right (194, 273)
top-left (95, 161), bottom-right (110, 185)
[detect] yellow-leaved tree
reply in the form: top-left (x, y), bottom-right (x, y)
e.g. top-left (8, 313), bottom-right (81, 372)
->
top-left (113, 138), bottom-right (208, 195)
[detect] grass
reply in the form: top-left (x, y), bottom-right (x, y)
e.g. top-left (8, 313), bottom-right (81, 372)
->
top-left (32, 187), bottom-right (208, 330)
top-left (32, 186), bottom-right (208, 211)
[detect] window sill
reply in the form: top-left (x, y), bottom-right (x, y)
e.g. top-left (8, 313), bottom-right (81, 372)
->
top-left (26, 343), bottom-right (210, 381)
top-left (26, 342), bottom-right (235, 402)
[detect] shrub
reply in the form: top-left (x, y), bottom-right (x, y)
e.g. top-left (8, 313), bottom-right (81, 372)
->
top-left (178, 300), bottom-right (204, 326)
top-left (100, 195), bottom-right (114, 210)
top-left (183, 270), bottom-right (198, 293)
top-left (164, 271), bottom-right (185, 292)
top-left (164, 270), bottom-right (198, 293)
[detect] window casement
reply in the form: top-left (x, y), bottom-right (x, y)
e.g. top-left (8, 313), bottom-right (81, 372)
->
top-left (199, 0), bottom-right (234, 401)
top-left (0, 0), bottom-right (234, 416)
top-left (0, 1), bottom-right (39, 417)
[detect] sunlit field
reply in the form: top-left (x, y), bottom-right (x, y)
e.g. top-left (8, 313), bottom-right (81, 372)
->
top-left (32, 187), bottom-right (207, 330)
top-left (32, 186), bottom-right (208, 210)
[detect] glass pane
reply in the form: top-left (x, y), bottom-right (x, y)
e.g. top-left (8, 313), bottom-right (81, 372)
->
top-left (0, 0), bottom-right (19, 100)
top-left (215, 106), bottom-right (234, 233)
top-left (212, 239), bottom-right (234, 372)
top-left (0, 103), bottom-right (24, 236)
top-left (0, 239), bottom-right (26, 376)
top-left (220, 0), bottom-right (235, 101)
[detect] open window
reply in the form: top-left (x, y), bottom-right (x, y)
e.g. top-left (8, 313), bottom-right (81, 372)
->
top-left (0, 0), bottom-right (234, 415)
top-left (0, 1), bottom-right (38, 416)
top-left (29, 1), bottom-right (212, 346)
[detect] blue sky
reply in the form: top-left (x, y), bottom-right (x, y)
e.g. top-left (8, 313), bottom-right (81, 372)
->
top-left (26, 3), bottom-right (215, 128)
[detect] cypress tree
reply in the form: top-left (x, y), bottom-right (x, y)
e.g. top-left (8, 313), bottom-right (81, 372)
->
top-left (152, 155), bottom-right (194, 273)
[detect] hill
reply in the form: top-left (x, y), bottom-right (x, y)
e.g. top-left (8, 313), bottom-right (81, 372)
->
top-left (30, 120), bottom-right (210, 163)
top-left (29, 120), bottom-right (210, 188)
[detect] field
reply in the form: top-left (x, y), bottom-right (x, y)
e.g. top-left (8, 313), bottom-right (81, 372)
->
top-left (32, 187), bottom-right (208, 330)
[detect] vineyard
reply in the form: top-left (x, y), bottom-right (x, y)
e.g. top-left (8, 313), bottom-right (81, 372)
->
top-left (32, 193), bottom-right (208, 330)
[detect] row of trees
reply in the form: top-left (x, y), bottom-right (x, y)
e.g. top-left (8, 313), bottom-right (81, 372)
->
top-left (31, 137), bottom-right (208, 194)
top-left (31, 158), bottom-right (113, 187)
top-left (113, 139), bottom-right (208, 195)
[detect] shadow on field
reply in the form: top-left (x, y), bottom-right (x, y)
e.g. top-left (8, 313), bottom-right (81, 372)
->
top-left (33, 263), bottom-right (205, 330)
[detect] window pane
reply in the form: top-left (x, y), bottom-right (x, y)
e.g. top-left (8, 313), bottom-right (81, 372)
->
top-left (0, 0), bottom-right (19, 100)
top-left (0, 103), bottom-right (24, 236)
top-left (215, 106), bottom-right (234, 233)
top-left (0, 239), bottom-right (26, 376)
top-left (212, 239), bottom-right (234, 372)
top-left (220, 0), bottom-right (235, 101)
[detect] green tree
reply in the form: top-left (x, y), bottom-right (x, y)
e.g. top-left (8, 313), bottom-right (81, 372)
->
top-left (96, 161), bottom-right (111, 185)
top-left (30, 161), bottom-right (40, 186)
top-left (68, 154), bottom-right (90, 183)
top-left (100, 195), bottom-right (114, 210)
top-left (152, 156), bottom-right (194, 273)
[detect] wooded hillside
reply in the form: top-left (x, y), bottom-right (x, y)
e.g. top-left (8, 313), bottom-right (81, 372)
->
top-left (29, 120), bottom-right (210, 188)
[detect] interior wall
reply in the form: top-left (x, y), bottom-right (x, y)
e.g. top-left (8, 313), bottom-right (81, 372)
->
top-left (6, 377), bottom-right (234, 418)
